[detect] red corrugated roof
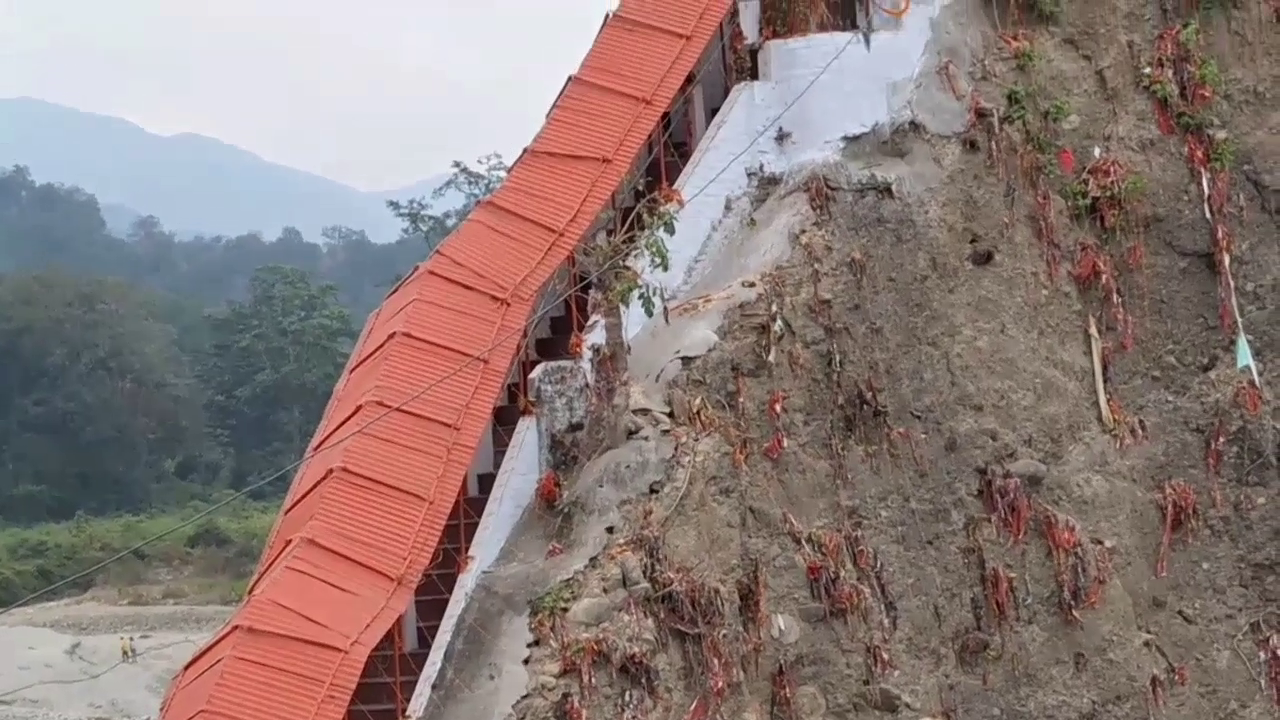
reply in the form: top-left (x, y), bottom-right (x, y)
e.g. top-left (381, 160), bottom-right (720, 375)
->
top-left (158, 2), bottom-right (731, 720)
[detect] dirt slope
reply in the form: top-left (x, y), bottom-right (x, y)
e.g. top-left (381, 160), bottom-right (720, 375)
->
top-left (514, 2), bottom-right (1279, 719)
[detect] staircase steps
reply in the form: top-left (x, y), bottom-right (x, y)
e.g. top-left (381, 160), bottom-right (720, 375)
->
top-left (348, 270), bottom-right (591, 719)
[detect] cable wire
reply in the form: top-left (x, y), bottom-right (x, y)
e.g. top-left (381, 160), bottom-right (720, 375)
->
top-left (0, 52), bottom-right (731, 615)
top-left (0, 232), bottom-right (630, 616)
top-left (0, 28), bottom-right (856, 618)
top-left (682, 33), bottom-right (856, 206)
top-left (0, 637), bottom-right (201, 699)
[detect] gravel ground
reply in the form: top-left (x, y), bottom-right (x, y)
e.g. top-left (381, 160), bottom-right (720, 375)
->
top-left (0, 601), bottom-right (232, 720)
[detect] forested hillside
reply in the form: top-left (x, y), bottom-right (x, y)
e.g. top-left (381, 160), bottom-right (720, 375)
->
top-left (0, 97), bottom-right (458, 240)
top-left (0, 157), bottom-right (506, 604)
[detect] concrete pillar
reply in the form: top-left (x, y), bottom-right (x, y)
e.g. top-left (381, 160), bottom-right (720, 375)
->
top-left (738, 0), bottom-right (761, 45)
top-left (402, 601), bottom-right (419, 650)
top-left (690, 82), bottom-right (708, 148)
top-left (466, 417), bottom-right (494, 494)
top-left (528, 361), bottom-right (589, 474)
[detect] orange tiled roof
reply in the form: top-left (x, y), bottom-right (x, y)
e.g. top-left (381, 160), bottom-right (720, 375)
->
top-left (158, 2), bottom-right (732, 720)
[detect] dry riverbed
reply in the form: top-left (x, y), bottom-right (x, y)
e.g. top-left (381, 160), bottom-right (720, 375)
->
top-left (0, 599), bottom-right (232, 720)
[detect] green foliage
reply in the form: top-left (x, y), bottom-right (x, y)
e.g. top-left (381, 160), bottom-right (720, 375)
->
top-left (1003, 85), bottom-right (1032, 126)
top-left (0, 272), bottom-right (212, 522)
top-left (0, 164), bottom-right (425, 321)
top-left (0, 500), bottom-right (277, 606)
top-left (0, 262), bottom-right (354, 523)
top-left (1196, 57), bottom-right (1222, 92)
top-left (1209, 134), bottom-right (1236, 170)
top-left (1046, 99), bottom-right (1072, 125)
top-left (530, 577), bottom-right (579, 620)
top-left (1013, 44), bottom-right (1043, 72)
top-left (607, 201), bottom-right (677, 319)
top-left (386, 153), bottom-right (509, 248)
top-left (1028, 0), bottom-right (1064, 23)
top-left (0, 155), bottom-right (499, 599)
top-left (199, 265), bottom-right (355, 490)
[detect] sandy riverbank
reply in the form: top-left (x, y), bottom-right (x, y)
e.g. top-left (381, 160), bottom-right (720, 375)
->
top-left (0, 600), bottom-right (232, 720)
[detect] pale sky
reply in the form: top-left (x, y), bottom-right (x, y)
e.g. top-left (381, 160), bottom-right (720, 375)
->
top-left (0, 0), bottom-right (617, 191)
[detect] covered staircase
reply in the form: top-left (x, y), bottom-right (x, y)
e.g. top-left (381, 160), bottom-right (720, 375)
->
top-left (345, 278), bottom-right (589, 720)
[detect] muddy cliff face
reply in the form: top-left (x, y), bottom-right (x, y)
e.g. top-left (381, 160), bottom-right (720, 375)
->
top-left (429, 3), bottom-right (1280, 720)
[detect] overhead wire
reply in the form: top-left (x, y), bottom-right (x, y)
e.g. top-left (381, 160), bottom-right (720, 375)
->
top-left (360, 32), bottom-right (767, 704)
top-left (0, 206), bottom-right (634, 616)
top-left (0, 637), bottom-right (202, 699)
top-left (365, 39), bottom-right (778, 703)
top-left (0, 20), bottom-right (857, 619)
top-left (1, 15), bottom-right (738, 621)
top-left (470, 23), bottom-right (746, 411)
top-left (680, 32), bottom-right (856, 205)
top-left (402, 32), bottom-right (865, 708)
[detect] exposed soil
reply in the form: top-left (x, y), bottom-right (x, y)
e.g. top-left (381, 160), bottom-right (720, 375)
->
top-left (513, 2), bottom-right (1280, 719)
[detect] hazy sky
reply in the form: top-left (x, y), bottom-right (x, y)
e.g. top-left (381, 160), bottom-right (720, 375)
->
top-left (0, 0), bottom-right (616, 191)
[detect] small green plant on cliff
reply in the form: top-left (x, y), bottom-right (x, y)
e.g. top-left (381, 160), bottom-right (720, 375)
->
top-left (1209, 135), bottom-right (1236, 170)
top-left (1063, 156), bottom-right (1145, 236)
top-left (1014, 43), bottom-right (1043, 72)
top-left (1003, 84), bottom-right (1033, 126)
top-left (528, 576), bottom-right (581, 645)
top-left (1143, 73), bottom-right (1177, 106)
top-left (1000, 82), bottom-right (1065, 158)
top-left (1028, 0), bottom-right (1064, 23)
top-left (531, 577), bottom-right (579, 620)
top-left (1196, 57), bottom-right (1222, 91)
top-left (1046, 98), bottom-right (1072, 125)
top-left (1179, 19), bottom-right (1201, 45)
top-left (599, 196), bottom-right (677, 319)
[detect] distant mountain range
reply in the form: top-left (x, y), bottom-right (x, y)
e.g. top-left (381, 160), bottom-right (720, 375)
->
top-left (0, 97), bottom-right (456, 241)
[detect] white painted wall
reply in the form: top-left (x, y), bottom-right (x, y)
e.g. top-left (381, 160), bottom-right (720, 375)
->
top-left (408, 415), bottom-right (541, 716)
top-left (598, 3), bottom-right (946, 343)
top-left (738, 1), bottom-right (762, 44)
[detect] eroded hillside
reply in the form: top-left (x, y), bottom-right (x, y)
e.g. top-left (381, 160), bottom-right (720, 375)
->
top-left (510, 1), bottom-right (1280, 719)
